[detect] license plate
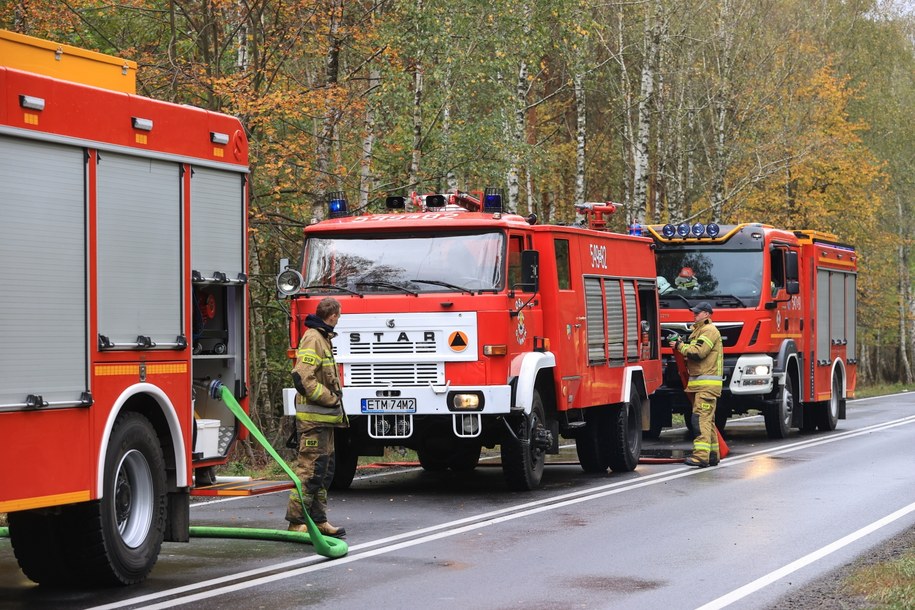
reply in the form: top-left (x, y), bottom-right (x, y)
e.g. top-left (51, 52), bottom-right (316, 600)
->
top-left (361, 397), bottom-right (416, 413)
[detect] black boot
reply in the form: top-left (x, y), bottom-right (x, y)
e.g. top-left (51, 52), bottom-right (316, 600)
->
top-left (709, 451), bottom-right (719, 466)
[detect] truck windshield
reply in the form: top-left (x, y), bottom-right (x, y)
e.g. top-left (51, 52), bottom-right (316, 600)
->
top-left (655, 248), bottom-right (764, 307)
top-left (302, 231), bottom-right (505, 294)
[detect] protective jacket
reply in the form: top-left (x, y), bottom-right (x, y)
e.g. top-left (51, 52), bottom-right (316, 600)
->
top-left (676, 318), bottom-right (723, 395)
top-left (293, 314), bottom-right (346, 426)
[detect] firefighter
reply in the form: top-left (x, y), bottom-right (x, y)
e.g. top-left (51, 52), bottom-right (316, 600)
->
top-left (669, 301), bottom-right (723, 467)
top-left (675, 266), bottom-right (698, 290)
top-left (286, 297), bottom-right (349, 537)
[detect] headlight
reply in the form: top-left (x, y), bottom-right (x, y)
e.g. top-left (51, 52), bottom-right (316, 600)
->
top-left (448, 392), bottom-right (483, 411)
top-left (748, 364), bottom-right (771, 376)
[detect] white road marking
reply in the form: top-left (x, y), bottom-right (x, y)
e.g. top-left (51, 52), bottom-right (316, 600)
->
top-left (695, 500), bottom-right (915, 610)
top-left (89, 414), bottom-right (915, 610)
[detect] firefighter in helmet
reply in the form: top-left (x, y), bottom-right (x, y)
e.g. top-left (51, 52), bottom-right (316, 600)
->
top-left (675, 266), bottom-right (698, 290)
top-left (669, 301), bottom-right (723, 467)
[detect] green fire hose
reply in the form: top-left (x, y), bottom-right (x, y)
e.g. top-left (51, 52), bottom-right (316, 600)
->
top-left (197, 380), bottom-right (347, 558)
top-left (0, 381), bottom-right (348, 560)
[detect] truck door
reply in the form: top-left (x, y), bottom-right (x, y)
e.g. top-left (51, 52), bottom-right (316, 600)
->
top-left (553, 238), bottom-right (585, 407)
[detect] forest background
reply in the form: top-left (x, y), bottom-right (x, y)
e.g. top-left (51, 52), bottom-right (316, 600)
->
top-left (3, 0), bottom-right (914, 456)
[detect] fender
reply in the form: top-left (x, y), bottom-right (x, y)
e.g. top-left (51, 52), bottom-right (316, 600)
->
top-left (509, 351), bottom-right (556, 415)
top-left (621, 366), bottom-right (647, 403)
top-left (773, 339), bottom-right (798, 376)
top-left (96, 383), bottom-right (188, 497)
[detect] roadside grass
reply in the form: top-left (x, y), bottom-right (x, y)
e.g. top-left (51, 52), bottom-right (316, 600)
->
top-left (842, 551), bottom-right (915, 609)
top-left (853, 382), bottom-right (913, 399)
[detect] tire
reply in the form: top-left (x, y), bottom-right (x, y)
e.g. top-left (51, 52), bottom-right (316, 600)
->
top-left (575, 408), bottom-right (608, 473)
top-left (816, 374), bottom-right (841, 431)
top-left (765, 374), bottom-right (795, 439)
top-left (64, 412), bottom-right (168, 586)
top-left (8, 509), bottom-right (74, 587)
top-left (714, 404), bottom-right (729, 435)
top-left (501, 389), bottom-right (547, 490)
top-left (331, 429), bottom-right (358, 490)
top-left (417, 448), bottom-right (448, 472)
top-left (448, 444), bottom-right (482, 472)
top-left (607, 384), bottom-right (642, 472)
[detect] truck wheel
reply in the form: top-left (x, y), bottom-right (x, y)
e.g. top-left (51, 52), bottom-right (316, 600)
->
top-left (331, 429), bottom-right (358, 490)
top-left (765, 374), bottom-right (795, 439)
top-left (575, 408), bottom-right (609, 473)
top-left (608, 384), bottom-right (642, 472)
top-left (56, 412), bottom-right (168, 586)
top-left (8, 510), bottom-right (73, 586)
top-left (816, 374), bottom-right (841, 431)
top-left (448, 444), bottom-right (482, 471)
top-left (501, 390), bottom-right (547, 490)
top-left (418, 448), bottom-right (448, 471)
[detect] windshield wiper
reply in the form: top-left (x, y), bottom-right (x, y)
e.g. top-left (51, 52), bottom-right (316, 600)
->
top-left (659, 293), bottom-right (692, 307)
top-left (356, 281), bottom-right (418, 296)
top-left (412, 278), bottom-right (474, 295)
top-left (304, 284), bottom-right (364, 297)
top-left (708, 294), bottom-right (745, 307)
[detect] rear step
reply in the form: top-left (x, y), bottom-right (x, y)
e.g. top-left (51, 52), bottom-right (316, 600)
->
top-left (191, 478), bottom-right (295, 497)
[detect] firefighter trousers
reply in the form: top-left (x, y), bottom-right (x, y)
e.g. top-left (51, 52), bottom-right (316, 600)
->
top-left (689, 389), bottom-right (720, 462)
top-left (285, 421), bottom-right (336, 525)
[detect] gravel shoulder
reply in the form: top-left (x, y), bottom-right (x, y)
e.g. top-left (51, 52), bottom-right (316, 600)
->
top-left (768, 523), bottom-right (915, 609)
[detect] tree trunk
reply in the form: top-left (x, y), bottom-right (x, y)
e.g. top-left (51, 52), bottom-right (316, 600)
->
top-left (314, 0), bottom-right (343, 220)
top-left (574, 72), bottom-right (586, 207)
top-left (359, 66), bottom-right (380, 209)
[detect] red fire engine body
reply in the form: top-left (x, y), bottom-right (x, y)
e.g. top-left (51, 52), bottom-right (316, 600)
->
top-left (0, 31), bottom-right (257, 585)
top-left (644, 222), bottom-right (857, 439)
top-left (277, 193), bottom-right (663, 490)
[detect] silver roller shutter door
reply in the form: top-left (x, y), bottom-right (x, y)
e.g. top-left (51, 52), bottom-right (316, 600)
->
top-left (0, 136), bottom-right (87, 407)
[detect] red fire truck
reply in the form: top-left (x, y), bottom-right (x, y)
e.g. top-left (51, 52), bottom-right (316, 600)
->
top-left (643, 222), bottom-right (857, 439)
top-left (0, 31), bottom-right (259, 585)
top-left (276, 191), bottom-right (663, 490)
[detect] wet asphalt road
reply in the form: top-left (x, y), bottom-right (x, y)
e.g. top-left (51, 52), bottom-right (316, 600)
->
top-left (2, 393), bottom-right (914, 610)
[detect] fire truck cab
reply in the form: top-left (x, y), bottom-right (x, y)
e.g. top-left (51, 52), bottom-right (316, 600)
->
top-left (645, 222), bottom-right (857, 439)
top-left (277, 193), bottom-right (663, 490)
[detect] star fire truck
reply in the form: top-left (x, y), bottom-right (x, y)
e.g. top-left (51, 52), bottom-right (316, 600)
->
top-left (642, 222), bottom-right (857, 439)
top-left (276, 191), bottom-right (663, 490)
top-left (0, 31), bottom-right (266, 586)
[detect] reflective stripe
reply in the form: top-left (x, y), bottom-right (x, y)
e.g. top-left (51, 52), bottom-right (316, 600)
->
top-left (694, 441), bottom-right (712, 451)
top-left (697, 336), bottom-right (714, 347)
top-left (296, 411), bottom-right (344, 424)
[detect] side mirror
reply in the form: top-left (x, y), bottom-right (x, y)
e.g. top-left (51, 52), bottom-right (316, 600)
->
top-left (786, 280), bottom-right (799, 295)
top-left (786, 251), bottom-right (799, 282)
top-left (520, 250), bottom-right (539, 293)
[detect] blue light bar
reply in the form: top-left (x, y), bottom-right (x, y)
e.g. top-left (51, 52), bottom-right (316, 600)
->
top-left (661, 224), bottom-right (676, 238)
top-left (676, 223), bottom-right (690, 237)
top-left (706, 223), bottom-right (720, 237)
top-left (691, 222), bottom-right (705, 236)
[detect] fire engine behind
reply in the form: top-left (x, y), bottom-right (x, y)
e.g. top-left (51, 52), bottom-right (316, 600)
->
top-left (643, 221), bottom-right (857, 439)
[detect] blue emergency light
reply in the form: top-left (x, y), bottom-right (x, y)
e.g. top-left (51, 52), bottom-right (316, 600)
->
top-left (483, 188), bottom-right (503, 213)
top-left (661, 224), bottom-right (677, 238)
top-left (676, 223), bottom-right (691, 237)
top-left (706, 223), bottom-right (720, 237)
top-left (327, 191), bottom-right (349, 218)
top-left (691, 222), bottom-right (705, 236)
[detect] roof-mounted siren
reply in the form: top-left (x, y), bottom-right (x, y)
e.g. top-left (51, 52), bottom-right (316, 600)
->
top-left (483, 187), bottom-right (503, 215)
top-left (425, 194), bottom-right (447, 210)
top-left (386, 195), bottom-right (407, 211)
top-left (327, 191), bottom-right (350, 218)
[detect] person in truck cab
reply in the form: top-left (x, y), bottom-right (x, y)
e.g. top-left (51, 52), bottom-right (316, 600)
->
top-left (285, 297), bottom-right (349, 537)
top-left (669, 301), bottom-right (723, 467)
